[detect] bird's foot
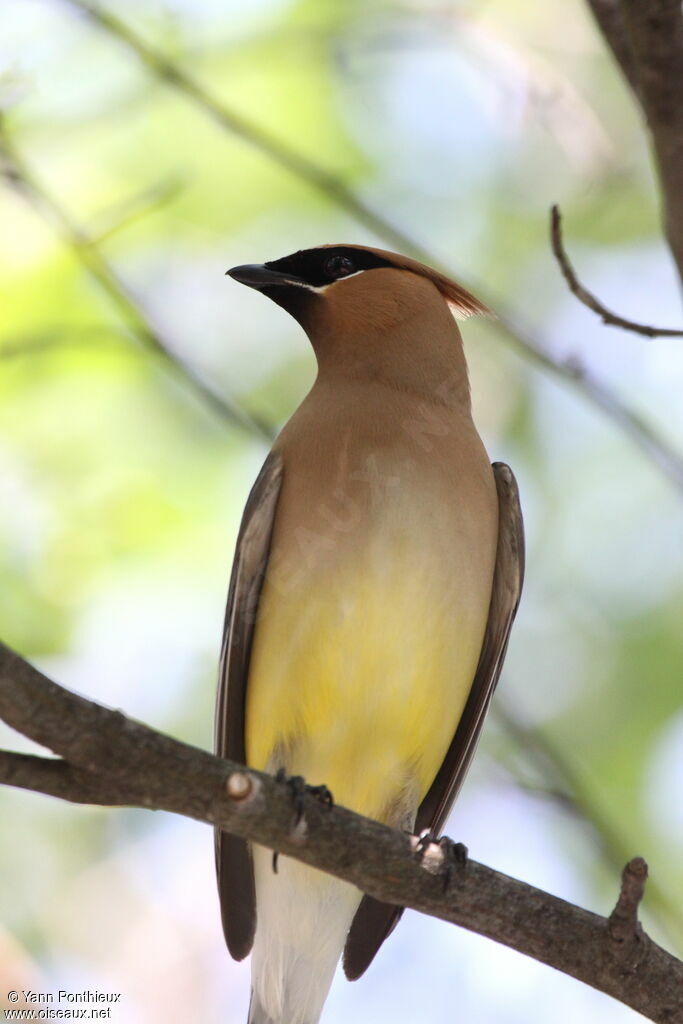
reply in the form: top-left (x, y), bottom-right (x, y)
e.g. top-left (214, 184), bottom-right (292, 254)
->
top-left (274, 768), bottom-right (334, 823)
top-left (414, 829), bottom-right (468, 892)
top-left (272, 769), bottom-right (334, 874)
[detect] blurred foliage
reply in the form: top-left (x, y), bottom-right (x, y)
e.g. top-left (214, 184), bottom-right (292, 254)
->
top-left (1, 1), bottom-right (683, 1022)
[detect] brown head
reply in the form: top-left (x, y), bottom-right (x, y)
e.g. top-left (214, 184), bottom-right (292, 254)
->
top-left (227, 245), bottom-right (490, 404)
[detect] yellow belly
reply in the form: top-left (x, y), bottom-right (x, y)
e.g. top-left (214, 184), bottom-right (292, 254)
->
top-left (245, 536), bottom-right (488, 825)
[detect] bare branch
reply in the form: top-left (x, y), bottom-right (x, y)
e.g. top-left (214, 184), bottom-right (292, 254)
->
top-left (585, 0), bottom-right (641, 97)
top-left (586, 0), bottom-right (683, 291)
top-left (0, 638), bottom-right (682, 1023)
top-left (52, 0), bottom-right (683, 497)
top-left (620, 0), bottom-right (683, 291)
top-left (550, 205), bottom-right (683, 337)
top-left (0, 751), bottom-right (130, 805)
top-left (0, 122), bottom-right (273, 443)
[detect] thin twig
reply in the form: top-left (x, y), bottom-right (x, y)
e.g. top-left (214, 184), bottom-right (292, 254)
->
top-left (0, 123), bottom-right (273, 442)
top-left (609, 857), bottom-right (648, 943)
top-left (0, 325), bottom-right (134, 360)
top-left (550, 205), bottom-right (683, 337)
top-left (0, 638), bottom-right (682, 1024)
top-left (62, 0), bottom-right (429, 261)
top-left (55, 0), bottom-right (683, 495)
top-left (493, 312), bottom-right (683, 492)
top-left (90, 176), bottom-right (186, 244)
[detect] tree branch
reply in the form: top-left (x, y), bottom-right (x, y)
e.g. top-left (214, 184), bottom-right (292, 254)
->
top-left (50, 0), bottom-right (683, 497)
top-left (0, 638), bottom-right (682, 1023)
top-left (585, 0), bottom-right (683, 291)
top-left (0, 122), bottom-right (273, 443)
top-left (0, 750), bottom-right (131, 805)
top-left (620, 0), bottom-right (683, 292)
top-left (550, 205), bottom-right (683, 337)
top-left (585, 0), bottom-right (642, 97)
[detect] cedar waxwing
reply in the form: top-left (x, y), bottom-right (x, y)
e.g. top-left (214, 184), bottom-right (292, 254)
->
top-left (215, 245), bottom-right (524, 1024)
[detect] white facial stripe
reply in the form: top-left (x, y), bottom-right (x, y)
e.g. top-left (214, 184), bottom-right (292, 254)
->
top-left (274, 276), bottom-right (315, 288)
top-left (285, 269), bottom-right (366, 294)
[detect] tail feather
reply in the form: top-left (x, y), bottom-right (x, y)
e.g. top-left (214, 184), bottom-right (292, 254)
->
top-left (247, 992), bottom-right (276, 1024)
top-left (248, 846), bottom-right (361, 1024)
top-left (247, 990), bottom-right (318, 1024)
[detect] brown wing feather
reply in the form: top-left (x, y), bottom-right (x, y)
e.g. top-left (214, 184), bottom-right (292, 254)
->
top-left (343, 462), bottom-right (524, 980)
top-left (214, 450), bottom-right (283, 961)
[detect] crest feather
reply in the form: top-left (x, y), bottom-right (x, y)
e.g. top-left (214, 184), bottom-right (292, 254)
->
top-left (323, 244), bottom-right (493, 320)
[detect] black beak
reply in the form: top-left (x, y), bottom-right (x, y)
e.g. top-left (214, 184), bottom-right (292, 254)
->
top-left (226, 264), bottom-right (304, 290)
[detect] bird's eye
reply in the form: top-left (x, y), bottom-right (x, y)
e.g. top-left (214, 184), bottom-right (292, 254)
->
top-left (324, 254), bottom-right (356, 280)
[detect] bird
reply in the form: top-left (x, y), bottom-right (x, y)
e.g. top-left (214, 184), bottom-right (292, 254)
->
top-left (215, 244), bottom-right (524, 1024)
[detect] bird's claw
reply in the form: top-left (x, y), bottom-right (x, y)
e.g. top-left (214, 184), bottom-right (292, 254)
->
top-left (305, 782), bottom-right (334, 809)
top-left (275, 769), bottom-right (334, 824)
top-left (414, 829), bottom-right (468, 892)
top-left (275, 769), bottom-right (306, 826)
top-left (271, 770), bottom-right (334, 872)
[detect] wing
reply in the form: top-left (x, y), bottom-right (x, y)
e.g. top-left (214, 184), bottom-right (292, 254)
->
top-left (343, 461), bottom-right (524, 980)
top-left (214, 450), bottom-right (283, 961)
